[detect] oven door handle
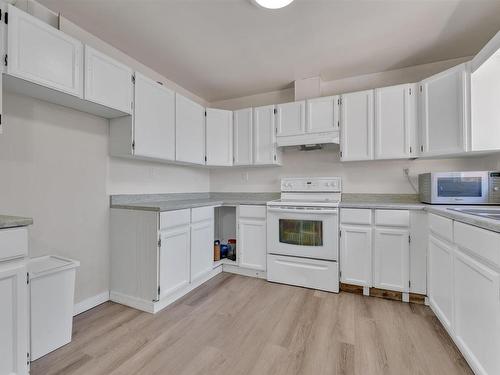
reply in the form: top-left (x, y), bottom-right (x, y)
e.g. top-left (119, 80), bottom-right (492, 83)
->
top-left (267, 207), bottom-right (338, 214)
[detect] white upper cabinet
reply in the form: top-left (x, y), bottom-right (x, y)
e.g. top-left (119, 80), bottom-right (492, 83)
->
top-left (276, 101), bottom-right (305, 137)
top-left (340, 89), bottom-right (374, 161)
top-left (7, 4), bottom-right (83, 97)
top-left (176, 94), bottom-right (206, 165)
top-left (133, 73), bottom-right (175, 161)
top-left (374, 84), bottom-right (416, 160)
top-left (0, 261), bottom-right (28, 375)
top-left (206, 108), bottom-right (233, 166)
top-left (306, 95), bottom-right (339, 134)
top-left (253, 105), bottom-right (280, 165)
top-left (84, 45), bottom-right (133, 114)
top-left (470, 31), bottom-right (500, 152)
top-left (419, 63), bottom-right (468, 156)
top-left (233, 108), bottom-right (253, 166)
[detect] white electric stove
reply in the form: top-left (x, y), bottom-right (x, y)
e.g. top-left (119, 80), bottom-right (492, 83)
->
top-left (266, 177), bottom-right (341, 293)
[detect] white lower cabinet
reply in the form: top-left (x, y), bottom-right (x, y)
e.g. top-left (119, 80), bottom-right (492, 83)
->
top-left (159, 223), bottom-right (191, 299)
top-left (428, 234), bottom-right (454, 330)
top-left (340, 224), bottom-right (372, 287)
top-left (427, 215), bottom-right (500, 375)
top-left (238, 205), bottom-right (267, 271)
top-left (453, 248), bottom-right (500, 375)
top-left (0, 261), bottom-right (28, 375)
top-left (190, 207), bottom-right (215, 282)
top-left (340, 208), bottom-right (417, 297)
top-left (110, 207), bottom-right (219, 314)
top-left (373, 227), bottom-right (409, 292)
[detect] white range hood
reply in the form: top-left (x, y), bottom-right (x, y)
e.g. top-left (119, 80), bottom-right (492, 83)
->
top-left (277, 77), bottom-right (339, 147)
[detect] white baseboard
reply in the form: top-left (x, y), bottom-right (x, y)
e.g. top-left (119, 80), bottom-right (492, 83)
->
top-left (110, 291), bottom-right (154, 313)
top-left (109, 267), bottom-right (223, 314)
top-left (73, 291), bottom-right (110, 316)
top-left (222, 264), bottom-right (267, 279)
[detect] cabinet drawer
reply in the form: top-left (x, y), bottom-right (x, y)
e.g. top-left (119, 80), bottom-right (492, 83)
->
top-left (267, 254), bottom-right (339, 292)
top-left (239, 205), bottom-right (266, 219)
top-left (375, 210), bottom-right (409, 227)
top-left (0, 227), bottom-right (28, 261)
top-left (429, 213), bottom-right (453, 242)
top-left (160, 209), bottom-right (190, 230)
top-left (454, 221), bottom-right (500, 268)
top-left (191, 206), bottom-right (214, 223)
top-left (340, 209), bottom-right (372, 225)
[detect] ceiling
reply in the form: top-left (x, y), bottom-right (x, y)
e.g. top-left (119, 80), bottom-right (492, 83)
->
top-left (38, 0), bottom-right (500, 102)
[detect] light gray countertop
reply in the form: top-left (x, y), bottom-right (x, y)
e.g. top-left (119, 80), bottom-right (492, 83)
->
top-left (110, 192), bottom-right (500, 233)
top-left (425, 205), bottom-right (500, 233)
top-left (340, 193), bottom-right (425, 210)
top-left (110, 192), bottom-right (280, 212)
top-left (0, 215), bottom-right (33, 229)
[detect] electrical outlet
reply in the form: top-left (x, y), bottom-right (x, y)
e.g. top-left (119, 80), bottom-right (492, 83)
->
top-left (403, 168), bottom-right (410, 176)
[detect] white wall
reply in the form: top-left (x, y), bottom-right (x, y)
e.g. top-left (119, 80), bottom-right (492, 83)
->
top-left (0, 94), bottom-right (110, 303)
top-left (0, 7), bottom-right (210, 304)
top-left (210, 57), bottom-right (497, 193)
top-left (209, 147), bottom-right (491, 193)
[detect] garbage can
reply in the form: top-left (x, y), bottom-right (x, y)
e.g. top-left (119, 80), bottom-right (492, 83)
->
top-left (28, 255), bottom-right (80, 360)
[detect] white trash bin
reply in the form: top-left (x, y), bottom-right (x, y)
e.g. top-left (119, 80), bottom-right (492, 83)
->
top-left (28, 255), bottom-right (80, 360)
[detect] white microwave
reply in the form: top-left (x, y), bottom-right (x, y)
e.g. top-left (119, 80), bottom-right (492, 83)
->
top-left (418, 171), bottom-right (500, 205)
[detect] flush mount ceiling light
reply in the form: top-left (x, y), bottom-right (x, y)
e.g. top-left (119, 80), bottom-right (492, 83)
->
top-left (251, 0), bottom-right (295, 9)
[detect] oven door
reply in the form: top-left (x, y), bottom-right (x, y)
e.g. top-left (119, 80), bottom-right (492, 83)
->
top-left (267, 206), bottom-right (338, 261)
top-left (432, 172), bottom-right (489, 204)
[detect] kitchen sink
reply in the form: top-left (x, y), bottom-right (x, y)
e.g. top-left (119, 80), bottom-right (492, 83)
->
top-left (447, 208), bottom-right (500, 220)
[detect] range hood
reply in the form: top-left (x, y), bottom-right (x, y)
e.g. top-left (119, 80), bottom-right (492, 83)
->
top-left (277, 77), bottom-right (339, 147)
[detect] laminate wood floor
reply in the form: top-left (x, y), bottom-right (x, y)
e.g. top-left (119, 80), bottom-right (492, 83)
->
top-left (32, 273), bottom-right (473, 375)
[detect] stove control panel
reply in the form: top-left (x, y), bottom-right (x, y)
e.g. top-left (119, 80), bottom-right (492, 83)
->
top-left (281, 177), bottom-right (341, 192)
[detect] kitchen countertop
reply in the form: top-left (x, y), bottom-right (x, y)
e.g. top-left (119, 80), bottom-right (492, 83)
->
top-left (340, 193), bottom-right (425, 210)
top-left (111, 192), bottom-right (500, 233)
top-left (110, 192), bottom-right (280, 212)
top-left (0, 215), bottom-right (33, 229)
top-left (425, 205), bottom-right (500, 233)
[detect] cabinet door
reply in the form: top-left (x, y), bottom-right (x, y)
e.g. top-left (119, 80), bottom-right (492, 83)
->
top-left (233, 108), bottom-right (253, 166)
top-left (453, 248), bottom-right (500, 375)
top-left (374, 84), bottom-right (413, 160)
top-left (420, 63), bottom-right (468, 156)
top-left (428, 235), bottom-right (454, 331)
top-left (276, 101), bottom-right (305, 137)
top-left (253, 105), bottom-right (277, 165)
top-left (0, 262), bottom-right (28, 375)
top-left (306, 95), bottom-right (339, 133)
top-left (373, 227), bottom-right (409, 292)
top-left (340, 90), bottom-right (374, 161)
top-left (133, 72), bottom-right (175, 161)
top-left (239, 217), bottom-right (267, 271)
top-left (159, 225), bottom-right (190, 299)
top-left (7, 5), bottom-right (83, 97)
top-left (175, 94), bottom-right (205, 165)
top-left (340, 224), bottom-right (372, 287)
top-left (84, 45), bottom-right (133, 114)
top-left (190, 219), bottom-right (214, 283)
top-left (206, 108), bottom-right (233, 166)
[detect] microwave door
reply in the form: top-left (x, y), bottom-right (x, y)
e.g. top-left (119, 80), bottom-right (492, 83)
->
top-left (433, 174), bottom-right (488, 204)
